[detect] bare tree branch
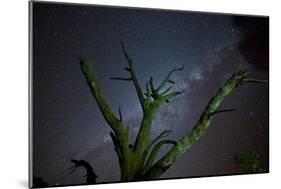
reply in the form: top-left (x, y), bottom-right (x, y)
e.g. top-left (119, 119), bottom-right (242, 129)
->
top-left (120, 41), bottom-right (145, 108)
top-left (144, 130), bottom-right (173, 157)
top-left (142, 140), bottom-right (177, 175)
top-left (155, 65), bottom-right (184, 93)
top-left (210, 108), bottom-right (236, 116)
top-left (244, 79), bottom-right (268, 83)
top-left (110, 77), bottom-right (132, 81)
top-left (80, 56), bottom-right (121, 129)
top-left (79, 56), bottom-right (129, 152)
top-left (142, 69), bottom-right (266, 179)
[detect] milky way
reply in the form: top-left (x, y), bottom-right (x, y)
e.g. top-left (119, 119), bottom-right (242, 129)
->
top-left (32, 2), bottom-right (269, 187)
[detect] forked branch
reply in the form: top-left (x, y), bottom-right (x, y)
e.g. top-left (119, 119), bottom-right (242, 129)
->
top-left (141, 69), bottom-right (267, 179)
top-left (142, 139), bottom-right (177, 174)
top-left (120, 41), bottom-right (145, 108)
top-left (156, 65), bottom-right (184, 93)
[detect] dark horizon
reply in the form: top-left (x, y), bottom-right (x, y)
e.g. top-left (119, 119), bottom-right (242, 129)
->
top-left (32, 1), bottom-right (269, 187)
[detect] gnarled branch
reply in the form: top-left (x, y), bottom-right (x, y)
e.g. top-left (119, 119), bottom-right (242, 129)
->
top-left (142, 69), bottom-right (266, 179)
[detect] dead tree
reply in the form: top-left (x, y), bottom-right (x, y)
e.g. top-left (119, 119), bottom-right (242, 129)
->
top-left (79, 41), bottom-right (267, 181)
top-left (67, 159), bottom-right (98, 184)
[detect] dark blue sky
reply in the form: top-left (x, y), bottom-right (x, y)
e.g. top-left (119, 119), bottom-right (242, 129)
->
top-left (32, 1), bottom-right (269, 187)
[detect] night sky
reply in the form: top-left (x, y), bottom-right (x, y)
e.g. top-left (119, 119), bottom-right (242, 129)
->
top-left (32, 1), bottom-right (269, 187)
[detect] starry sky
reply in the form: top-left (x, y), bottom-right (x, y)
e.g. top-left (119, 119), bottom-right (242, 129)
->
top-left (32, 1), bottom-right (269, 187)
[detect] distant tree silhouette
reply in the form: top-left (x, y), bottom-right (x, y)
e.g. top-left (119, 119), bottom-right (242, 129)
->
top-left (67, 159), bottom-right (98, 184)
top-left (79, 41), bottom-right (267, 181)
